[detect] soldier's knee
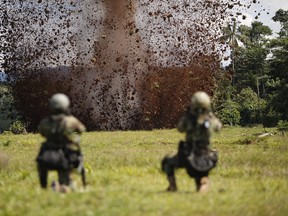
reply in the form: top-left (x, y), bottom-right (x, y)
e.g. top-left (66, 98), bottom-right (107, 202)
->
top-left (161, 156), bottom-right (170, 172)
top-left (161, 156), bottom-right (176, 176)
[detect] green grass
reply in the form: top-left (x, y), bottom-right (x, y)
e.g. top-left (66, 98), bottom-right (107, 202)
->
top-left (0, 126), bottom-right (287, 216)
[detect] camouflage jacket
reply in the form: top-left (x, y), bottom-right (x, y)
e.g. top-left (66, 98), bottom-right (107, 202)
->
top-left (177, 109), bottom-right (221, 153)
top-left (38, 114), bottom-right (86, 151)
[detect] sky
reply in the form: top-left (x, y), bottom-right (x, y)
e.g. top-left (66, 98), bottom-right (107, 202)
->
top-left (240, 0), bottom-right (288, 36)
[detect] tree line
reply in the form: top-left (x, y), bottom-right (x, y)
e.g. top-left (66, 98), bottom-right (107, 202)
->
top-left (213, 9), bottom-right (288, 129)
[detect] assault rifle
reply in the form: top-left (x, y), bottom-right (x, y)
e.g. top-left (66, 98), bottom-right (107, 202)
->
top-left (74, 141), bottom-right (86, 188)
top-left (77, 153), bottom-right (87, 188)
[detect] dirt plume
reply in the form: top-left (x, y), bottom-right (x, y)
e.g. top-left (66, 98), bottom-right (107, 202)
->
top-left (0, 0), bottom-right (261, 130)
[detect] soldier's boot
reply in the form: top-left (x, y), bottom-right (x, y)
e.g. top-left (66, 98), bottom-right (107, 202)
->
top-left (51, 181), bottom-right (71, 193)
top-left (59, 185), bottom-right (71, 193)
top-left (167, 176), bottom-right (177, 192)
top-left (56, 170), bottom-right (72, 193)
top-left (196, 177), bottom-right (209, 193)
top-left (51, 180), bottom-right (60, 192)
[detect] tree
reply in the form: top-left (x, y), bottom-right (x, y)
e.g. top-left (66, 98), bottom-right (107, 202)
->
top-left (221, 21), bottom-right (272, 87)
top-left (216, 99), bottom-right (240, 126)
top-left (220, 19), bottom-right (242, 85)
top-left (221, 19), bottom-right (242, 47)
top-left (249, 21), bottom-right (272, 44)
top-left (262, 9), bottom-right (288, 126)
top-left (235, 87), bottom-right (266, 125)
top-left (234, 45), bottom-right (269, 96)
top-left (218, 21), bottom-right (273, 126)
top-left (237, 21), bottom-right (272, 46)
top-left (266, 37), bottom-right (288, 123)
top-left (234, 22), bottom-right (272, 95)
top-left (272, 9), bottom-right (288, 38)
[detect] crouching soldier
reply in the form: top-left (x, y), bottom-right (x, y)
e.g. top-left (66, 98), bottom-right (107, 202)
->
top-left (36, 93), bottom-right (86, 192)
top-left (162, 91), bottom-right (222, 192)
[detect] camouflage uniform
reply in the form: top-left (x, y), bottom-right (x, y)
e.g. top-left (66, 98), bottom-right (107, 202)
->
top-left (162, 92), bottom-right (221, 192)
top-left (36, 94), bottom-right (85, 190)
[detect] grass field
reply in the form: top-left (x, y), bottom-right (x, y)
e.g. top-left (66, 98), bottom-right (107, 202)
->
top-left (0, 126), bottom-right (287, 216)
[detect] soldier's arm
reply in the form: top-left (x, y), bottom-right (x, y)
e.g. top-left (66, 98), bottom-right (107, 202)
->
top-left (209, 113), bottom-right (222, 132)
top-left (63, 116), bottom-right (86, 145)
top-left (37, 118), bottom-right (49, 137)
top-left (65, 116), bottom-right (86, 133)
top-left (177, 112), bottom-right (190, 133)
top-left (74, 116), bottom-right (86, 133)
top-left (177, 117), bottom-right (185, 132)
top-left (76, 121), bottom-right (86, 134)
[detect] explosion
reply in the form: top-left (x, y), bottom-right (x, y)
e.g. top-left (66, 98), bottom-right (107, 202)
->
top-left (0, 0), bottom-right (260, 130)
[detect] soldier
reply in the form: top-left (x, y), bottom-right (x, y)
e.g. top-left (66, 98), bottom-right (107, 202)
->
top-left (162, 91), bottom-right (222, 192)
top-left (36, 93), bottom-right (86, 192)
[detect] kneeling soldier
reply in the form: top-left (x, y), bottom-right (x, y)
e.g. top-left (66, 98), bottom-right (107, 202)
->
top-left (36, 93), bottom-right (86, 192)
top-left (162, 91), bottom-right (222, 192)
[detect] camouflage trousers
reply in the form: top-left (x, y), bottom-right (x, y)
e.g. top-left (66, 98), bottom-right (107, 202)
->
top-left (37, 164), bottom-right (71, 188)
top-left (36, 147), bottom-right (74, 188)
top-left (161, 154), bottom-right (209, 179)
top-left (161, 141), bottom-right (210, 179)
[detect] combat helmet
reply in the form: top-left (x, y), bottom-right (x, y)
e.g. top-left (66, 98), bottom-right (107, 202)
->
top-left (49, 93), bottom-right (70, 113)
top-left (190, 91), bottom-right (211, 111)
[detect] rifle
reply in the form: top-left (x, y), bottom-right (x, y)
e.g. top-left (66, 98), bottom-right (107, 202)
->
top-left (74, 140), bottom-right (86, 188)
top-left (77, 153), bottom-right (86, 188)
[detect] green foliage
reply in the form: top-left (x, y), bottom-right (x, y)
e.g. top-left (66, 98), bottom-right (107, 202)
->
top-left (262, 108), bottom-right (282, 127)
top-left (235, 88), bottom-right (258, 110)
top-left (269, 38), bottom-right (288, 82)
top-left (234, 45), bottom-right (269, 93)
top-left (263, 10), bottom-right (288, 123)
top-left (267, 37), bottom-right (288, 122)
top-left (9, 120), bottom-right (27, 134)
top-left (277, 120), bottom-right (288, 131)
top-left (272, 9), bottom-right (288, 37)
top-left (221, 20), bottom-right (242, 47)
top-left (236, 21), bottom-right (272, 46)
top-left (237, 25), bottom-right (251, 45)
top-left (273, 9), bottom-right (288, 23)
top-left (0, 127), bottom-right (287, 215)
top-left (219, 14), bottom-right (288, 127)
top-left (250, 21), bottom-right (272, 44)
top-left (0, 84), bottom-right (20, 132)
top-left (212, 73), bottom-right (240, 126)
top-left (235, 87), bottom-right (266, 125)
top-left (216, 100), bottom-right (240, 125)
top-left (212, 72), bottom-right (235, 105)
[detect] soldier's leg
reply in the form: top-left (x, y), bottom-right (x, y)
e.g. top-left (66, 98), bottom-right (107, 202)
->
top-left (37, 164), bottom-right (48, 189)
top-left (57, 169), bottom-right (71, 193)
top-left (58, 169), bottom-right (71, 185)
top-left (195, 175), bottom-right (209, 193)
top-left (161, 156), bottom-right (177, 191)
top-left (162, 154), bottom-right (186, 192)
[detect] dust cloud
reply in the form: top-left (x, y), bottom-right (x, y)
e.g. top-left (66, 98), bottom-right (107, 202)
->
top-left (0, 0), bottom-right (260, 130)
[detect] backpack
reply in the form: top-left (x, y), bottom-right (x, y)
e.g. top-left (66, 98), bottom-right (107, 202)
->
top-left (36, 148), bottom-right (69, 170)
top-left (187, 150), bottom-right (218, 172)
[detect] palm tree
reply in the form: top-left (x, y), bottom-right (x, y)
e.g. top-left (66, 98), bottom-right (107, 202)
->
top-left (220, 19), bottom-right (242, 85)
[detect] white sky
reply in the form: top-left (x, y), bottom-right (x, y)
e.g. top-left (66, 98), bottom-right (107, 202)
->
top-left (239, 0), bottom-right (288, 36)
